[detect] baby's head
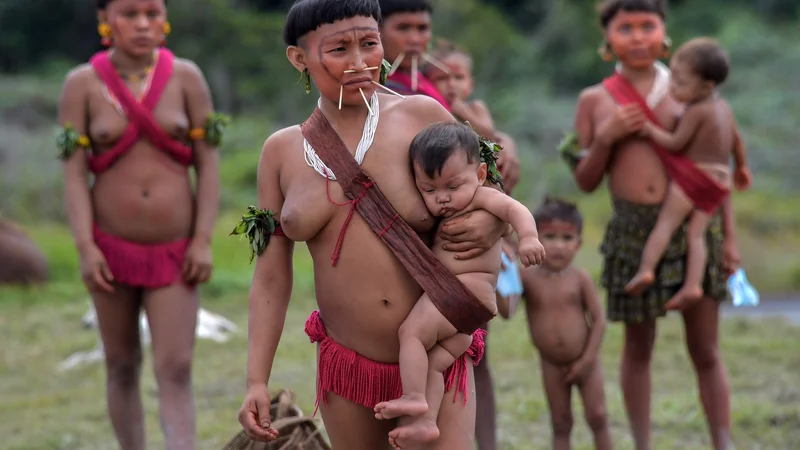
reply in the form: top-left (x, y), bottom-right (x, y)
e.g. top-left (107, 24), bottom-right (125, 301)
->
top-left (422, 39), bottom-right (475, 106)
top-left (533, 197), bottom-right (583, 271)
top-left (669, 37), bottom-right (729, 104)
top-left (410, 122), bottom-right (486, 218)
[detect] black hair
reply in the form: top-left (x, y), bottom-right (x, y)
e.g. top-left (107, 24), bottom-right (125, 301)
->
top-left (674, 37), bottom-right (729, 85)
top-left (97, 0), bottom-right (168, 9)
top-left (283, 0), bottom-right (382, 46)
top-left (533, 196), bottom-right (583, 233)
top-left (598, 0), bottom-right (666, 29)
top-left (410, 122), bottom-right (480, 179)
top-left (378, 0), bottom-right (432, 19)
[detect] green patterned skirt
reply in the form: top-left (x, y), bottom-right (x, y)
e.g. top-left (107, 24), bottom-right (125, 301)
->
top-left (600, 199), bottom-right (730, 324)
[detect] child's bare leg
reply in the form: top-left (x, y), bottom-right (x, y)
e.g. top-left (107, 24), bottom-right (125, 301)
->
top-left (375, 294), bottom-right (459, 420)
top-left (665, 211), bottom-right (713, 311)
top-left (626, 183), bottom-right (694, 295)
top-left (541, 358), bottom-right (574, 450)
top-left (577, 359), bottom-right (612, 450)
top-left (389, 334), bottom-right (472, 449)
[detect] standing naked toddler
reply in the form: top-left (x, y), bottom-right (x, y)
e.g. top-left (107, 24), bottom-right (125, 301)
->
top-left (521, 198), bottom-right (611, 450)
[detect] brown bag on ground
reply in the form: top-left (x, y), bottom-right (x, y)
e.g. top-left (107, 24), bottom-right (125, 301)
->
top-left (222, 390), bottom-right (330, 450)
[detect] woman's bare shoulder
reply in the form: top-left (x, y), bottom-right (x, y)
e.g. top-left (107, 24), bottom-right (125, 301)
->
top-left (577, 83), bottom-right (608, 106)
top-left (391, 93), bottom-right (456, 126)
top-left (62, 63), bottom-right (95, 88)
top-left (261, 125), bottom-right (302, 159)
top-left (173, 57), bottom-right (206, 80)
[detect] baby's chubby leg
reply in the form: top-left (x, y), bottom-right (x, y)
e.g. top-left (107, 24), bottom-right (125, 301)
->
top-left (375, 294), bottom-right (460, 420)
top-left (665, 211), bottom-right (713, 311)
top-left (626, 182), bottom-right (695, 296)
top-left (389, 335), bottom-right (473, 449)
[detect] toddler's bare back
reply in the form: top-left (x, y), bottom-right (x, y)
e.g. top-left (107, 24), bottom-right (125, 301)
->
top-left (684, 97), bottom-right (736, 166)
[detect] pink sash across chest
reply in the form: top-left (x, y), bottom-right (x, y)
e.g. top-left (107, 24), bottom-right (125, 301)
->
top-left (87, 48), bottom-right (194, 173)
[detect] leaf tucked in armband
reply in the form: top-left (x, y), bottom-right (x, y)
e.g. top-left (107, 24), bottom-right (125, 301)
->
top-left (230, 205), bottom-right (280, 263)
top-left (203, 112), bottom-right (232, 147)
top-left (472, 125), bottom-right (504, 189)
top-left (557, 131), bottom-right (587, 171)
top-left (55, 123), bottom-right (90, 160)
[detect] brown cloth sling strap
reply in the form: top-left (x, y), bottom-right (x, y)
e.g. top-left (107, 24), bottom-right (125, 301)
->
top-left (300, 107), bottom-right (495, 335)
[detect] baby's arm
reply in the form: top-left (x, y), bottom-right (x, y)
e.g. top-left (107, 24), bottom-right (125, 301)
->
top-left (642, 104), bottom-right (706, 152)
top-left (731, 117), bottom-right (753, 191)
top-left (473, 187), bottom-right (545, 266)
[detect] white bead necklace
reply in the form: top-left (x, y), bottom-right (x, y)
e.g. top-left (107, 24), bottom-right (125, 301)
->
top-left (615, 60), bottom-right (670, 108)
top-left (303, 92), bottom-right (380, 180)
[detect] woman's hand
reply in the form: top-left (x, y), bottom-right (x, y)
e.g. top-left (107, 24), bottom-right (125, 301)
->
top-left (596, 104), bottom-right (645, 146)
top-left (439, 210), bottom-right (506, 260)
top-left (238, 384), bottom-right (280, 442)
top-left (183, 238), bottom-right (213, 284)
top-left (79, 244), bottom-right (114, 293)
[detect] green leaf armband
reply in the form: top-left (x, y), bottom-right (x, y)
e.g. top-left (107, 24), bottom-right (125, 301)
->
top-left (189, 112), bottom-right (232, 147)
top-left (230, 206), bottom-right (283, 263)
top-left (55, 123), bottom-right (90, 160)
top-left (557, 131), bottom-right (588, 171)
top-left (476, 130), bottom-right (505, 190)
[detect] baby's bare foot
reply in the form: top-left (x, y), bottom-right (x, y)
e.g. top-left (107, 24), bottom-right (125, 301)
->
top-left (388, 417), bottom-right (440, 449)
top-left (664, 285), bottom-right (703, 311)
top-left (625, 270), bottom-right (655, 296)
top-left (374, 394), bottom-right (428, 420)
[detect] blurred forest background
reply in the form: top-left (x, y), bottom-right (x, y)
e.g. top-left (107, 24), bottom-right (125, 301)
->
top-left (1, 0), bottom-right (800, 290)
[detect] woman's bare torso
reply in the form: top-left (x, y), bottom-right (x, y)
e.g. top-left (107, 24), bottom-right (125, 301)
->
top-left (522, 268), bottom-right (589, 365)
top-left (587, 83), bottom-right (683, 204)
top-left (278, 94), bottom-right (444, 362)
top-left (76, 63), bottom-right (195, 243)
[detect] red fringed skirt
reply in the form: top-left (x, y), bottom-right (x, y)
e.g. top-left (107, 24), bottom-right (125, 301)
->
top-left (93, 224), bottom-right (191, 289)
top-left (304, 310), bottom-right (486, 413)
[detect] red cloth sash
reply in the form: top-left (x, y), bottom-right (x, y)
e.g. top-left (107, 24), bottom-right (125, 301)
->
top-left (87, 48), bottom-right (194, 173)
top-left (602, 72), bottom-right (729, 213)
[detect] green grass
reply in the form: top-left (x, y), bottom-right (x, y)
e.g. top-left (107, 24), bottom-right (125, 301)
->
top-left (1, 220), bottom-right (799, 449)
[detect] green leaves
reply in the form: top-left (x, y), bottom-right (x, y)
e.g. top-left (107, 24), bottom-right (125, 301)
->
top-left (474, 126), bottom-right (505, 189)
top-left (230, 205), bottom-right (278, 263)
top-left (380, 59), bottom-right (392, 85)
top-left (54, 123), bottom-right (88, 160)
top-left (556, 131), bottom-right (585, 170)
top-left (204, 112), bottom-right (232, 147)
